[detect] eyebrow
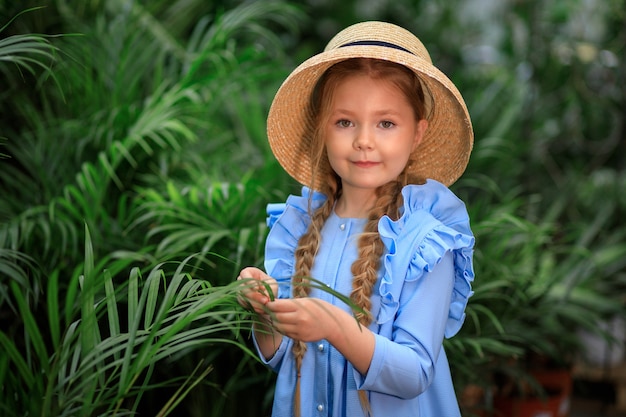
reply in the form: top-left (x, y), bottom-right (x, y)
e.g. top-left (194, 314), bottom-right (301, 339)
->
top-left (330, 108), bottom-right (403, 117)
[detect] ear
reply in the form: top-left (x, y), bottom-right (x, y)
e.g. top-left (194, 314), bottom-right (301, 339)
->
top-left (412, 119), bottom-right (429, 151)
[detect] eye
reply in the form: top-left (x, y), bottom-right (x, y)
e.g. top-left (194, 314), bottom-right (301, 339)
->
top-left (380, 120), bottom-right (395, 129)
top-left (336, 119), bottom-right (353, 128)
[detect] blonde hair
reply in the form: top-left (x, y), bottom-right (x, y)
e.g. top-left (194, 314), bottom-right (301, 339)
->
top-left (291, 58), bottom-right (427, 417)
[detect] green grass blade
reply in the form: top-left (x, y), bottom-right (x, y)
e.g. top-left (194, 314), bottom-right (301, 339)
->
top-left (47, 269), bottom-right (61, 349)
top-left (104, 269), bottom-right (121, 342)
top-left (10, 281), bottom-right (49, 376)
top-left (0, 331), bottom-right (35, 387)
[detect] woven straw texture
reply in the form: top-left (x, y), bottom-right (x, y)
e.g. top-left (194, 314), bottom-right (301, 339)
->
top-left (267, 21), bottom-right (473, 189)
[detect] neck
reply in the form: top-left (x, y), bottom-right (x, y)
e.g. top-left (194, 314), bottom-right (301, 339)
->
top-left (334, 188), bottom-right (377, 218)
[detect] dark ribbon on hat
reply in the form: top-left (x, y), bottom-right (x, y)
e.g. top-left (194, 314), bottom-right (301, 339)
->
top-left (339, 40), bottom-right (413, 55)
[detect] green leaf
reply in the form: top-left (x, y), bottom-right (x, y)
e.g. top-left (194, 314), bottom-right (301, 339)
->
top-left (10, 281), bottom-right (49, 375)
top-left (47, 269), bottom-right (61, 349)
top-left (0, 331), bottom-right (35, 387)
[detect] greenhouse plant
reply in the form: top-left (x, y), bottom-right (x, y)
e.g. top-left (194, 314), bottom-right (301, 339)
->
top-left (1, 1), bottom-right (625, 416)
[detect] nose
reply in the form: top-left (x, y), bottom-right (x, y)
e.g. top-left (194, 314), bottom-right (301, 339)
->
top-left (353, 127), bottom-right (374, 150)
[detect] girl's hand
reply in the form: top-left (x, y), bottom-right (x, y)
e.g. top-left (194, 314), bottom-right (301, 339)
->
top-left (236, 267), bottom-right (278, 315)
top-left (265, 298), bottom-right (339, 342)
top-left (267, 297), bottom-right (376, 374)
top-left (237, 267), bottom-right (283, 360)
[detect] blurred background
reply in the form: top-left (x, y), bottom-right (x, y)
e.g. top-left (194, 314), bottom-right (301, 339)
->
top-left (0, 0), bottom-right (624, 416)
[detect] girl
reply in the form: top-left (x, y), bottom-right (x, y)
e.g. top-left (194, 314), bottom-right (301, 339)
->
top-left (237, 21), bottom-right (475, 417)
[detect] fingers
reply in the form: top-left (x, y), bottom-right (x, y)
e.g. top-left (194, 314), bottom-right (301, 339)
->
top-left (237, 284), bottom-right (269, 314)
top-left (264, 298), bottom-right (298, 313)
top-left (238, 266), bottom-right (265, 280)
top-left (264, 299), bottom-right (340, 342)
top-left (237, 267), bottom-right (278, 301)
top-left (265, 303), bottom-right (315, 341)
top-left (238, 279), bottom-right (270, 303)
top-left (265, 299), bottom-right (313, 329)
top-left (236, 267), bottom-right (278, 314)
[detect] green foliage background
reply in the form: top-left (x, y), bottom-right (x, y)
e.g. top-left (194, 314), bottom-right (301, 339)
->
top-left (0, 0), bottom-right (624, 416)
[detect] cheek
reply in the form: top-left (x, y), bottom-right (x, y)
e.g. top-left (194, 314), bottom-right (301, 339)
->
top-left (325, 150), bottom-right (343, 173)
top-left (393, 154), bottom-right (412, 173)
top-left (324, 134), bottom-right (349, 160)
top-left (384, 146), bottom-right (413, 174)
top-left (323, 142), bottom-right (340, 170)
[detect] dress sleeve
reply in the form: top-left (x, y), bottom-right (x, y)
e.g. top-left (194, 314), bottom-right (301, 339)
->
top-left (263, 186), bottom-right (326, 299)
top-left (356, 180), bottom-right (475, 397)
top-left (358, 253), bottom-right (456, 398)
top-left (254, 187), bottom-right (326, 370)
top-left (376, 179), bottom-right (475, 337)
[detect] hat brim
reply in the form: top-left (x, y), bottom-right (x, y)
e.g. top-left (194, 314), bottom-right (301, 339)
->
top-left (267, 44), bottom-right (473, 189)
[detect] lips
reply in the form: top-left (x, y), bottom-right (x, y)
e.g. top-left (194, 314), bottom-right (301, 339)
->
top-left (353, 160), bottom-right (380, 168)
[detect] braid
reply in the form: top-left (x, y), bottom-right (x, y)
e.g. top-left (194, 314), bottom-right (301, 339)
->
top-left (349, 180), bottom-right (403, 326)
top-left (292, 180), bottom-right (337, 417)
top-left (351, 173), bottom-right (417, 417)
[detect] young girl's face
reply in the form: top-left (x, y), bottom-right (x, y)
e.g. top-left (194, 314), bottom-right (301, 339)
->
top-left (324, 74), bottom-right (428, 199)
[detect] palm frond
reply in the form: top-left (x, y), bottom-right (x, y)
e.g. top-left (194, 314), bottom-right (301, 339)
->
top-left (0, 226), bottom-right (258, 416)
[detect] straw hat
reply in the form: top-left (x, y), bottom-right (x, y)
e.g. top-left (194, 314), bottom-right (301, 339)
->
top-left (267, 21), bottom-right (473, 189)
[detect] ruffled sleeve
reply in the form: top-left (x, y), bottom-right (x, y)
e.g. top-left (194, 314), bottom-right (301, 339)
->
top-left (376, 179), bottom-right (475, 338)
top-left (264, 186), bottom-right (326, 299)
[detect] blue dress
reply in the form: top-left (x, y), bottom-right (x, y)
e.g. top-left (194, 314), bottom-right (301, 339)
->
top-left (256, 179), bottom-right (475, 417)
